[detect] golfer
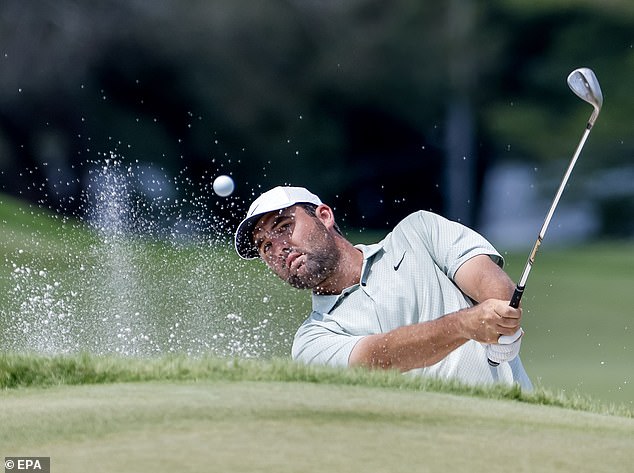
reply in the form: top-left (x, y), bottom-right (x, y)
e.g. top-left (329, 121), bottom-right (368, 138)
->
top-left (235, 186), bottom-right (532, 389)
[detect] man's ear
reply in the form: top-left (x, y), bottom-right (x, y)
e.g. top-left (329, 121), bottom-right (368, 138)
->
top-left (315, 204), bottom-right (336, 230)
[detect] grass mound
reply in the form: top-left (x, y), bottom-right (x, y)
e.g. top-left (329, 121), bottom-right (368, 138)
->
top-left (2, 354), bottom-right (633, 473)
top-left (1, 353), bottom-right (631, 418)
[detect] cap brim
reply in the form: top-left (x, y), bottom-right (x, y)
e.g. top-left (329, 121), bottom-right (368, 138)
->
top-left (234, 214), bottom-right (262, 260)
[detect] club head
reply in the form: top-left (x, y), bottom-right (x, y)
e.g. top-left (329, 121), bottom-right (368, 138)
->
top-left (567, 68), bottom-right (603, 124)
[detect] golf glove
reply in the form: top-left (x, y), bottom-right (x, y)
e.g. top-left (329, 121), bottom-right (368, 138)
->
top-left (486, 328), bottom-right (524, 365)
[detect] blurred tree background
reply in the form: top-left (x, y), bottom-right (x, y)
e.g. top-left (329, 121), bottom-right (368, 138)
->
top-left (1, 0), bottom-right (633, 238)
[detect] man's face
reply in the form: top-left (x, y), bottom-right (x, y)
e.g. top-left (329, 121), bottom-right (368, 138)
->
top-left (252, 205), bottom-right (340, 290)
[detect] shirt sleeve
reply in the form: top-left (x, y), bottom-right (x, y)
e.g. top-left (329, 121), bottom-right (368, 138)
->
top-left (291, 315), bottom-right (364, 367)
top-left (408, 211), bottom-right (503, 280)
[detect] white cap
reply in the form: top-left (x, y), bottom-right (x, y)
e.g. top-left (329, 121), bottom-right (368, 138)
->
top-left (234, 186), bottom-right (322, 259)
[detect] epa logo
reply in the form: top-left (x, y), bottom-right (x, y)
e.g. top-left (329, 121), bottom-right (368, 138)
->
top-left (4, 457), bottom-right (50, 473)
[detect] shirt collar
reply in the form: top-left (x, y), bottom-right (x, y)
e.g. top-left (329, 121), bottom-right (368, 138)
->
top-left (355, 242), bottom-right (383, 287)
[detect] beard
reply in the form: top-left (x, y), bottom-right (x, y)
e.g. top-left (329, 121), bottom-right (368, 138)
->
top-left (285, 228), bottom-right (341, 290)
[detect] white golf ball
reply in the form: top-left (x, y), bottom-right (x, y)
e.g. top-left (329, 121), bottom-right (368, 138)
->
top-left (213, 174), bottom-right (235, 197)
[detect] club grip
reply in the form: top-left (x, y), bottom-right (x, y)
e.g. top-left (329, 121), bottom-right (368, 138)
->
top-left (488, 285), bottom-right (525, 366)
top-left (509, 285), bottom-right (524, 308)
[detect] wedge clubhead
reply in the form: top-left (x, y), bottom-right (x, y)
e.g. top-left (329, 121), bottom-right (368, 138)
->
top-left (567, 67), bottom-right (603, 126)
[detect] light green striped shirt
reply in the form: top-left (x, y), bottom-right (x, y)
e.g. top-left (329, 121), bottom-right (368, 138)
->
top-left (292, 210), bottom-right (532, 389)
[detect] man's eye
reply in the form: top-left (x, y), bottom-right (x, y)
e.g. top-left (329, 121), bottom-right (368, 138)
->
top-left (262, 242), bottom-right (272, 254)
top-left (272, 226), bottom-right (285, 236)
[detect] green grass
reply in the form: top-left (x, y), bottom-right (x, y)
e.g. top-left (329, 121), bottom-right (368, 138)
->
top-left (502, 244), bottom-right (633, 407)
top-left (0, 355), bottom-right (632, 473)
top-left (0, 353), bottom-right (630, 416)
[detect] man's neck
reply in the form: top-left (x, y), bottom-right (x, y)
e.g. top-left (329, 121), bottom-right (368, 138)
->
top-left (312, 242), bottom-right (363, 295)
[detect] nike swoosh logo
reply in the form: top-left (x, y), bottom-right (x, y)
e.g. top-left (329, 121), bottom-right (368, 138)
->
top-left (393, 251), bottom-right (406, 270)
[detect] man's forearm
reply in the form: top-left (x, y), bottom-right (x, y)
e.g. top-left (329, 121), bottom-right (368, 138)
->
top-left (348, 310), bottom-right (469, 371)
top-left (348, 298), bottom-right (522, 372)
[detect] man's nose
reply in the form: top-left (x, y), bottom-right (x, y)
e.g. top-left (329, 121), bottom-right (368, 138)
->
top-left (267, 237), bottom-right (289, 259)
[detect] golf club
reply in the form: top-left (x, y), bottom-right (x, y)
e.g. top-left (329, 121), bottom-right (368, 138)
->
top-left (487, 67), bottom-right (604, 366)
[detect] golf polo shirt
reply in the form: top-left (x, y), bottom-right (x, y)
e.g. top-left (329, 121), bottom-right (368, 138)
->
top-left (292, 210), bottom-right (532, 389)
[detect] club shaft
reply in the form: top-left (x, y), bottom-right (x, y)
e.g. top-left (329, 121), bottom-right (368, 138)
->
top-left (511, 124), bottom-right (593, 308)
top-left (491, 120), bottom-right (594, 365)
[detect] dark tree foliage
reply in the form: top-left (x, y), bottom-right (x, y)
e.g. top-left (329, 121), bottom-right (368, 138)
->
top-left (1, 0), bottom-right (632, 233)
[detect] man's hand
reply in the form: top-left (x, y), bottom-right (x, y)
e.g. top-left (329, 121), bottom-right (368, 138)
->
top-left (455, 256), bottom-right (525, 365)
top-left (460, 299), bottom-right (523, 344)
top-left (485, 329), bottom-right (524, 364)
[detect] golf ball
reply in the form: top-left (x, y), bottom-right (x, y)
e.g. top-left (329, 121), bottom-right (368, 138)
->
top-left (213, 175), bottom-right (235, 197)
